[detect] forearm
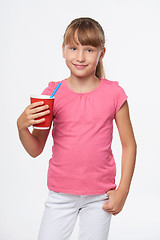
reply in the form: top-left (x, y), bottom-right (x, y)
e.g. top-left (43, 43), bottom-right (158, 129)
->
top-left (117, 143), bottom-right (137, 195)
top-left (17, 127), bottom-right (43, 158)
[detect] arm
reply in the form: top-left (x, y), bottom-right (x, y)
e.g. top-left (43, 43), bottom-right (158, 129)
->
top-left (103, 100), bottom-right (137, 215)
top-left (115, 100), bottom-right (137, 194)
top-left (17, 128), bottom-right (50, 158)
top-left (17, 101), bottom-right (51, 158)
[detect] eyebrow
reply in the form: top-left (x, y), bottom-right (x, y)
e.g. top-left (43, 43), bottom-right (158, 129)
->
top-left (67, 44), bottom-right (96, 49)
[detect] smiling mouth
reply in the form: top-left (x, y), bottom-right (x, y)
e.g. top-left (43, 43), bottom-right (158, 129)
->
top-left (73, 64), bottom-right (88, 69)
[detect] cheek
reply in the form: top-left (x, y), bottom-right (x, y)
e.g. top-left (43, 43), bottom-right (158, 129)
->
top-left (89, 53), bottom-right (99, 63)
top-left (66, 53), bottom-right (74, 62)
top-left (65, 59), bottom-right (71, 69)
top-left (65, 57), bottom-right (74, 70)
top-left (90, 57), bottom-right (99, 66)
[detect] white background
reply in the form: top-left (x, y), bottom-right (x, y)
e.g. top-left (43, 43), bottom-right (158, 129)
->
top-left (1, 0), bottom-right (160, 239)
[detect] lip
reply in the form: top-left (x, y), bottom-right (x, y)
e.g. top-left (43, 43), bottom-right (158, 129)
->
top-left (73, 64), bottom-right (88, 69)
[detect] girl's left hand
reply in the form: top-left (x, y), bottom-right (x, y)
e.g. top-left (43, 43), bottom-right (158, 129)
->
top-left (102, 189), bottom-right (128, 216)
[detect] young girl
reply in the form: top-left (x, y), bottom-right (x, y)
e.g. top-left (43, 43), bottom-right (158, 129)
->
top-left (17, 17), bottom-right (137, 240)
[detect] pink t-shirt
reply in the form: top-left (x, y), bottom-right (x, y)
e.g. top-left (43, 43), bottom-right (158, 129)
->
top-left (42, 78), bottom-right (128, 195)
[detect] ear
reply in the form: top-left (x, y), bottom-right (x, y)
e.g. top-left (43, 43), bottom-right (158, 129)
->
top-left (99, 47), bottom-right (106, 62)
top-left (62, 45), bottom-right (65, 58)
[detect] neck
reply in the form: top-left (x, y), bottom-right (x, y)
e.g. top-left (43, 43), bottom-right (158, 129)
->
top-left (67, 73), bottom-right (100, 87)
top-left (66, 73), bottom-right (101, 93)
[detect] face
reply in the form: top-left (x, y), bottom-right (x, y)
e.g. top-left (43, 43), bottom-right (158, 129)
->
top-left (62, 39), bottom-right (105, 78)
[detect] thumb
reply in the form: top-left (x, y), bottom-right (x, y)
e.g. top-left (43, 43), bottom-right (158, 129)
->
top-left (107, 189), bottom-right (115, 196)
top-left (106, 190), bottom-right (111, 195)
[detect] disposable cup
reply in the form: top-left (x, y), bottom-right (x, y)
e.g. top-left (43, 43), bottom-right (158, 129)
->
top-left (30, 95), bottom-right (54, 130)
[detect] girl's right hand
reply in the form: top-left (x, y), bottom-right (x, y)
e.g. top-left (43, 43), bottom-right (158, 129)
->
top-left (17, 101), bottom-right (50, 131)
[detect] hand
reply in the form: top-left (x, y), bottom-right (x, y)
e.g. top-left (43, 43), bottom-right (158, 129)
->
top-left (17, 101), bottom-right (50, 131)
top-left (102, 189), bottom-right (128, 216)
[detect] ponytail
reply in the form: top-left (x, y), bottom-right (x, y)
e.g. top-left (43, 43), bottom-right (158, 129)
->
top-left (95, 61), bottom-right (105, 79)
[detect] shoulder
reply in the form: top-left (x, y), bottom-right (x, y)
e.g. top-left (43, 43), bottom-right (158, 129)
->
top-left (45, 79), bottom-right (64, 89)
top-left (102, 78), bottom-right (126, 94)
top-left (102, 78), bottom-right (122, 88)
top-left (41, 79), bottom-right (64, 95)
top-left (102, 78), bottom-right (115, 85)
top-left (103, 78), bottom-right (124, 96)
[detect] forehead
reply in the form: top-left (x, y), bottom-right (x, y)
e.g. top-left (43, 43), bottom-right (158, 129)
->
top-left (65, 28), bottom-right (101, 48)
top-left (66, 42), bottom-right (96, 48)
top-left (66, 36), bottom-right (99, 49)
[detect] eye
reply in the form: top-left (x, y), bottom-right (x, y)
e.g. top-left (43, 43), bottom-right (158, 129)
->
top-left (71, 47), bottom-right (76, 51)
top-left (87, 49), bottom-right (93, 53)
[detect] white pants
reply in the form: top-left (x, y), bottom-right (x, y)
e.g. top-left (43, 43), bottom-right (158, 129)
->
top-left (38, 190), bottom-right (112, 240)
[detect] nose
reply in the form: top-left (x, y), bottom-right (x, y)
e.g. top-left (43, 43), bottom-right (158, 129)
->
top-left (76, 50), bottom-right (85, 62)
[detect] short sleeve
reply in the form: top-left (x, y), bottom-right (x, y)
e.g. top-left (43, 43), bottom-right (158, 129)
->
top-left (113, 81), bottom-right (128, 118)
top-left (41, 81), bottom-right (57, 96)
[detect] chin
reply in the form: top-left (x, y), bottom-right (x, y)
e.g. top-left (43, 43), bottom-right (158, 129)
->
top-left (71, 72), bottom-right (90, 78)
top-left (71, 69), bottom-right (94, 77)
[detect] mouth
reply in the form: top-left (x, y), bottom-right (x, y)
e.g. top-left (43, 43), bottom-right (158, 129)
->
top-left (73, 64), bottom-right (88, 69)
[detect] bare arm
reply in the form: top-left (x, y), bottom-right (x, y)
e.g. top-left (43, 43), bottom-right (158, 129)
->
top-left (103, 100), bottom-right (137, 215)
top-left (17, 101), bottom-right (51, 158)
top-left (17, 128), bottom-right (50, 158)
top-left (115, 100), bottom-right (137, 195)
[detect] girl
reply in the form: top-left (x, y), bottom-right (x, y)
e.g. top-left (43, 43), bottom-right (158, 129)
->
top-left (17, 17), bottom-right (137, 240)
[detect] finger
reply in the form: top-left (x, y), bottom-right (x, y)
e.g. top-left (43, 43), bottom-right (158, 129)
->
top-left (30, 101), bottom-right (44, 109)
top-left (113, 212), bottom-right (118, 216)
top-left (104, 207), bottom-right (119, 215)
top-left (103, 208), bottom-right (114, 214)
top-left (103, 206), bottom-right (112, 212)
top-left (32, 118), bottom-right (46, 125)
top-left (102, 203), bottom-right (111, 211)
top-left (32, 109), bottom-right (50, 120)
top-left (104, 208), bottom-right (115, 214)
top-left (30, 105), bottom-right (49, 114)
top-left (107, 190), bottom-right (114, 195)
top-left (25, 117), bottom-right (45, 128)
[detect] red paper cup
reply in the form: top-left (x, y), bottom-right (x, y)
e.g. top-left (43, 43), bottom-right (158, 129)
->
top-left (30, 95), bottom-right (55, 130)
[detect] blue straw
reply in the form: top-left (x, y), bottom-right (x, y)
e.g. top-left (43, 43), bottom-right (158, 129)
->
top-left (50, 82), bottom-right (61, 98)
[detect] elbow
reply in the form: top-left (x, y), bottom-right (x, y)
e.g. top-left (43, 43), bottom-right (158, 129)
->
top-left (31, 153), bottom-right (39, 158)
top-left (32, 143), bottom-right (45, 158)
top-left (26, 143), bottom-right (44, 158)
top-left (29, 149), bottom-right (43, 158)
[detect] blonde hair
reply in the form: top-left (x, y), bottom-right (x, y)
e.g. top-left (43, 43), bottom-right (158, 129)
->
top-left (63, 17), bottom-right (106, 79)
